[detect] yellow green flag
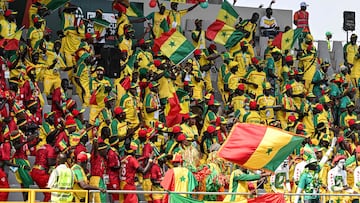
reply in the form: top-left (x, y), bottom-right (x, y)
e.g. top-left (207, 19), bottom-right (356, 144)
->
top-left (216, 0), bottom-right (239, 26)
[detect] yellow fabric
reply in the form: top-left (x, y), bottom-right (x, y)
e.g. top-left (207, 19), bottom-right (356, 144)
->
top-left (257, 95), bottom-right (276, 123)
top-left (165, 9), bottom-right (187, 31)
top-left (116, 14), bottom-right (129, 37)
top-left (142, 178), bottom-right (152, 201)
top-left (0, 20), bottom-right (16, 39)
top-left (246, 71), bottom-right (266, 96)
top-left (223, 169), bottom-right (248, 202)
top-left (151, 12), bottom-right (168, 38)
top-left (192, 30), bottom-right (206, 50)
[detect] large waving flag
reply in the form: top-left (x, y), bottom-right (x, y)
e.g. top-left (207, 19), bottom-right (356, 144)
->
top-left (206, 20), bottom-right (244, 49)
top-left (113, 2), bottom-right (144, 17)
top-left (218, 123), bottom-right (305, 172)
top-left (217, 0), bottom-right (239, 26)
top-left (170, 193), bottom-right (285, 203)
top-left (153, 28), bottom-right (196, 65)
top-left (272, 28), bottom-right (303, 51)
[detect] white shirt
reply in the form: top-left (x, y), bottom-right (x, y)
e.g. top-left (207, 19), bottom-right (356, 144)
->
top-left (260, 16), bottom-right (278, 31)
top-left (327, 167), bottom-right (347, 192)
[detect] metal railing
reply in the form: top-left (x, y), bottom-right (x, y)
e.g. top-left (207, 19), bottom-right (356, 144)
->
top-left (1, 188), bottom-right (360, 203)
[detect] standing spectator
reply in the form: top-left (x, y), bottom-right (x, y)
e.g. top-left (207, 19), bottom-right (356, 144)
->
top-left (344, 34), bottom-right (358, 68)
top-left (165, 2), bottom-right (199, 33)
top-left (191, 19), bottom-right (206, 50)
top-left (326, 31), bottom-right (333, 51)
top-left (119, 141), bottom-right (153, 203)
top-left (71, 152), bottom-right (106, 203)
top-left (293, 2), bottom-right (310, 36)
top-left (236, 12), bottom-right (259, 58)
top-left (260, 8), bottom-right (279, 38)
top-left (47, 153), bottom-right (74, 203)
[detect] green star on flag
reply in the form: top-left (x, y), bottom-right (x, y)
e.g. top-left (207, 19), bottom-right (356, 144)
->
top-left (221, 31), bottom-right (227, 38)
top-left (266, 147), bottom-right (273, 155)
top-left (224, 14), bottom-right (229, 20)
top-left (180, 176), bottom-right (186, 182)
top-left (169, 41), bottom-right (176, 47)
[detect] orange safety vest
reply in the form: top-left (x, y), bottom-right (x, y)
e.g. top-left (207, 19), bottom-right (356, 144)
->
top-left (294, 10), bottom-right (309, 32)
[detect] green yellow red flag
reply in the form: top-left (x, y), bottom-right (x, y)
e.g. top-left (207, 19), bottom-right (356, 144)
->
top-left (217, 123), bottom-right (305, 172)
top-left (216, 0), bottom-right (239, 26)
top-left (153, 28), bottom-right (195, 65)
top-left (206, 20), bottom-right (243, 49)
top-left (272, 28), bottom-right (303, 51)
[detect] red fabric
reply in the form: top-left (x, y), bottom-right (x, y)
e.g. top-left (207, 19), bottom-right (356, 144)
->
top-left (106, 149), bottom-right (120, 179)
top-left (90, 152), bottom-right (105, 177)
top-left (13, 137), bottom-right (28, 160)
top-left (120, 156), bottom-right (140, 185)
top-left (217, 123), bottom-right (268, 166)
top-left (150, 163), bottom-right (162, 180)
top-left (0, 168), bottom-right (9, 201)
top-left (51, 87), bottom-right (64, 121)
top-left (0, 142), bottom-right (11, 161)
top-left (22, 0), bottom-right (32, 28)
top-left (248, 193), bottom-right (285, 203)
top-left (165, 93), bottom-right (182, 127)
top-left (30, 168), bottom-right (50, 202)
top-left (121, 183), bottom-right (138, 203)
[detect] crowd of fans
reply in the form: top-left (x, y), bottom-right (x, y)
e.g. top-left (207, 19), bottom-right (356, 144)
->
top-left (0, 0), bottom-right (360, 203)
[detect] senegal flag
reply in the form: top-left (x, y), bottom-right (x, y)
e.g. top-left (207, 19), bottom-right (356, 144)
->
top-left (112, 2), bottom-right (144, 17)
top-left (90, 18), bottom-right (111, 28)
top-left (153, 28), bottom-right (195, 65)
top-left (170, 193), bottom-right (286, 203)
top-left (217, 0), bottom-right (239, 26)
top-left (218, 123), bottom-right (305, 172)
top-left (206, 20), bottom-right (244, 49)
top-left (272, 28), bottom-right (303, 51)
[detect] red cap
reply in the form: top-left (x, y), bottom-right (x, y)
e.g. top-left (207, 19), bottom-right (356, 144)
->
top-left (209, 44), bottom-right (216, 50)
top-left (288, 115), bottom-right (296, 122)
top-left (337, 136), bottom-right (344, 143)
top-left (177, 134), bottom-right (186, 142)
top-left (297, 123), bottom-right (304, 131)
top-left (77, 153), bottom-right (89, 163)
top-left (207, 125), bottom-right (216, 133)
top-left (154, 60), bottom-right (161, 67)
top-left (251, 57), bottom-right (259, 65)
top-left (238, 83), bottom-right (245, 91)
top-left (72, 109), bottom-right (80, 117)
top-left (249, 100), bottom-right (257, 110)
top-left (194, 49), bottom-right (201, 55)
top-left (315, 104), bottom-right (323, 111)
top-left (348, 119), bottom-right (356, 126)
top-left (285, 55), bottom-right (293, 62)
top-left (285, 84), bottom-right (292, 90)
top-left (172, 126), bottom-right (181, 133)
top-left (65, 118), bottom-right (76, 126)
top-left (114, 107), bottom-right (123, 115)
top-left (138, 39), bottom-right (145, 45)
top-left (85, 33), bottom-right (92, 39)
top-left (138, 129), bottom-right (147, 137)
top-left (332, 155), bottom-right (346, 165)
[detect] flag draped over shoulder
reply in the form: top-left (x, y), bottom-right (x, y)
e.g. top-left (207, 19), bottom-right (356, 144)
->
top-left (217, 0), bottom-right (239, 26)
top-left (217, 123), bottom-right (305, 172)
top-left (153, 28), bottom-right (195, 65)
top-left (206, 20), bottom-right (244, 49)
top-left (170, 193), bottom-right (285, 203)
top-left (272, 28), bottom-right (303, 51)
top-left (45, 0), bottom-right (70, 11)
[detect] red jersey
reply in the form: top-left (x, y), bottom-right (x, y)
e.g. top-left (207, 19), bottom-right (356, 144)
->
top-left (0, 142), bottom-right (11, 161)
top-left (90, 152), bottom-right (105, 177)
top-left (13, 136), bottom-right (28, 160)
top-left (106, 149), bottom-right (120, 179)
top-left (33, 144), bottom-right (56, 170)
top-left (120, 155), bottom-right (139, 185)
top-left (150, 163), bottom-right (162, 181)
top-left (73, 143), bottom-right (87, 159)
top-left (51, 87), bottom-right (63, 115)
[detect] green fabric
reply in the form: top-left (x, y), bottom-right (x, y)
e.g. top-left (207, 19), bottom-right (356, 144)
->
top-left (72, 164), bottom-right (85, 182)
top-left (14, 158), bottom-right (34, 188)
top-left (233, 173), bottom-right (261, 181)
top-left (345, 155), bottom-right (356, 167)
top-left (297, 171), bottom-right (320, 200)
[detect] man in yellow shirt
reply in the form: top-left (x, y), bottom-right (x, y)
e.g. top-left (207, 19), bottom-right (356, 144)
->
top-left (191, 19), bottom-right (206, 50)
top-left (344, 34), bottom-right (358, 68)
top-left (0, 9), bottom-right (17, 40)
top-left (119, 83), bottom-right (140, 129)
top-left (165, 2), bottom-right (198, 32)
top-left (257, 82), bottom-right (277, 125)
top-left (74, 53), bottom-right (92, 107)
top-left (27, 15), bottom-right (45, 49)
top-left (144, 81), bottom-right (161, 127)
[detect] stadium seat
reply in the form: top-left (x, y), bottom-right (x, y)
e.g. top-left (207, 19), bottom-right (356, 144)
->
top-left (42, 93), bottom-right (48, 106)
top-left (333, 41), bottom-right (344, 73)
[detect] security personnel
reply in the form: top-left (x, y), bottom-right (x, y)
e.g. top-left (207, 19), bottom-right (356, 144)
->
top-left (257, 82), bottom-right (277, 125)
top-left (47, 153), bottom-right (74, 203)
